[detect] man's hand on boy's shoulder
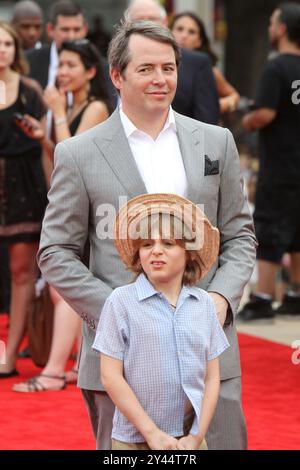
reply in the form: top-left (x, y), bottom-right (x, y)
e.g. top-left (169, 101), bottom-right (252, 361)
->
top-left (208, 292), bottom-right (228, 327)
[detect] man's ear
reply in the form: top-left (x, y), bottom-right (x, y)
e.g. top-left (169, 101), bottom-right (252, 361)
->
top-left (110, 67), bottom-right (123, 91)
top-left (46, 22), bottom-right (54, 41)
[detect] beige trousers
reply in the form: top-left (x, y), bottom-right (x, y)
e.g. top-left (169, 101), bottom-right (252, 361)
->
top-left (112, 438), bottom-right (208, 451)
top-left (112, 413), bottom-right (208, 451)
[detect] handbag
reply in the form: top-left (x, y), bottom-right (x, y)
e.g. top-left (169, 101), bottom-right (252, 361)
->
top-left (27, 280), bottom-right (54, 367)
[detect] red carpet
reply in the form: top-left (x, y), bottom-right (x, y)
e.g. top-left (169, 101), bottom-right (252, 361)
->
top-left (239, 333), bottom-right (300, 450)
top-left (1, 314), bottom-right (300, 449)
top-left (0, 314), bottom-right (94, 450)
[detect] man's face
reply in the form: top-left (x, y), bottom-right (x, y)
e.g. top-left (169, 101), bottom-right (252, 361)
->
top-left (110, 34), bottom-right (177, 119)
top-left (14, 16), bottom-right (42, 50)
top-left (268, 9), bottom-right (283, 50)
top-left (47, 14), bottom-right (87, 49)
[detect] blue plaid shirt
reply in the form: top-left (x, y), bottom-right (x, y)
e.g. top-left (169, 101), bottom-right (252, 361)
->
top-left (93, 273), bottom-right (229, 443)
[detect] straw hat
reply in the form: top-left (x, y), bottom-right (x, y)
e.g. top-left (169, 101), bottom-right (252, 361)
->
top-left (114, 193), bottom-right (220, 281)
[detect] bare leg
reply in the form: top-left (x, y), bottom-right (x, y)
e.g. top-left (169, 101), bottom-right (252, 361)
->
top-left (256, 259), bottom-right (280, 297)
top-left (290, 253), bottom-right (300, 293)
top-left (0, 242), bottom-right (38, 373)
top-left (13, 287), bottom-right (81, 391)
top-left (42, 287), bottom-right (81, 376)
top-left (63, 326), bottom-right (82, 383)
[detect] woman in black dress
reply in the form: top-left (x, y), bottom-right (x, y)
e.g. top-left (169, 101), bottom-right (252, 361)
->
top-left (0, 22), bottom-right (47, 377)
top-left (13, 39), bottom-right (110, 391)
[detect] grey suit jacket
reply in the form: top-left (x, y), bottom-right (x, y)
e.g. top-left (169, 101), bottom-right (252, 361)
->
top-left (37, 109), bottom-right (257, 391)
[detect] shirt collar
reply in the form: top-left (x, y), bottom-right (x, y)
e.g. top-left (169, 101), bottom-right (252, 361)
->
top-left (135, 273), bottom-right (159, 301)
top-left (135, 273), bottom-right (202, 302)
top-left (119, 106), bottom-right (177, 139)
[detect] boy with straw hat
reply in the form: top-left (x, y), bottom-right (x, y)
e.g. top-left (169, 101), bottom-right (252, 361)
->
top-left (92, 193), bottom-right (229, 450)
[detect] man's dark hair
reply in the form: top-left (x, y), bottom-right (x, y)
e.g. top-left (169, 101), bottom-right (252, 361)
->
top-left (108, 20), bottom-right (181, 74)
top-left (279, 2), bottom-right (300, 46)
top-left (49, 0), bottom-right (83, 25)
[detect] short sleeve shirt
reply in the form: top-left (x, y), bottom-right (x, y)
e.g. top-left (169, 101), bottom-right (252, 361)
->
top-left (93, 273), bottom-right (229, 443)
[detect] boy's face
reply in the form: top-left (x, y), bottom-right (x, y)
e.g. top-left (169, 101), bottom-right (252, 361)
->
top-left (139, 230), bottom-right (187, 287)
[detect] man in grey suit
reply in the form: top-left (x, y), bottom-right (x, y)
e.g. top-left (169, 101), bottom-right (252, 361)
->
top-left (37, 21), bottom-right (256, 449)
top-left (126, 0), bottom-right (220, 124)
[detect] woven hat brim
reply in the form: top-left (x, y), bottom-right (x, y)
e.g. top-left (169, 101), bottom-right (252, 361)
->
top-left (114, 194), bottom-right (220, 281)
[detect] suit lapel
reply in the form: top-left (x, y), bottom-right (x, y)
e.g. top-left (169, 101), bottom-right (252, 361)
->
top-left (93, 110), bottom-right (205, 202)
top-left (93, 111), bottom-right (147, 198)
top-left (175, 114), bottom-right (205, 203)
top-left (37, 47), bottom-right (51, 89)
top-left (42, 47), bottom-right (51, 88)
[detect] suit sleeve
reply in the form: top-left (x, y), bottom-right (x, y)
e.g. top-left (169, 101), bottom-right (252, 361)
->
top-left (37, 141), bottom-right (112, 331)
top-left (207, 129), bottom-right (257, 323)
top-left (193, 54), bottom-right (220, 125)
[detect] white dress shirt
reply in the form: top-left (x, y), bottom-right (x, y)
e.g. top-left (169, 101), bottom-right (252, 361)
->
top-left (119, 107), bottom-right (187, 197)
top-left (46, 43), bottom-right (59, 137)
top-left (47, 42), bottom-right (59, 88)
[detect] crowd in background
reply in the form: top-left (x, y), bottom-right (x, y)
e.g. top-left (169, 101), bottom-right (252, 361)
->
top-left (0, 0), bottom-right (299, 393)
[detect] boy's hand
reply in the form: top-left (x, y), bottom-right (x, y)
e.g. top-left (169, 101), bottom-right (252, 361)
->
top-left (177, 434), bottom-right (203, 450)
top-left (146, 429), bottom-right (182, 450)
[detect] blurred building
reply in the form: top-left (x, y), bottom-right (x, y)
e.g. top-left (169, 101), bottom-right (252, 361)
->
top-left (0, 0), bottom-right (127, 34)
top-left (0, 1), bottom-right (15, 20)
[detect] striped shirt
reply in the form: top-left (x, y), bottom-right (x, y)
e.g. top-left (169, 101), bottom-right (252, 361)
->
top-left (93, 273), bottom-right (229, 443)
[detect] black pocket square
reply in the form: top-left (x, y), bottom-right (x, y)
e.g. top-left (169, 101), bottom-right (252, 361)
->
top-left (204, 155), bottom-right (219, 176)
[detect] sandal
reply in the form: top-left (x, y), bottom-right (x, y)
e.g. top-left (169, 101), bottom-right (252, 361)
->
top-left (64, 368), bottom-right (78, 384)
top-left (12, 373), bottom-right (66, 393)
